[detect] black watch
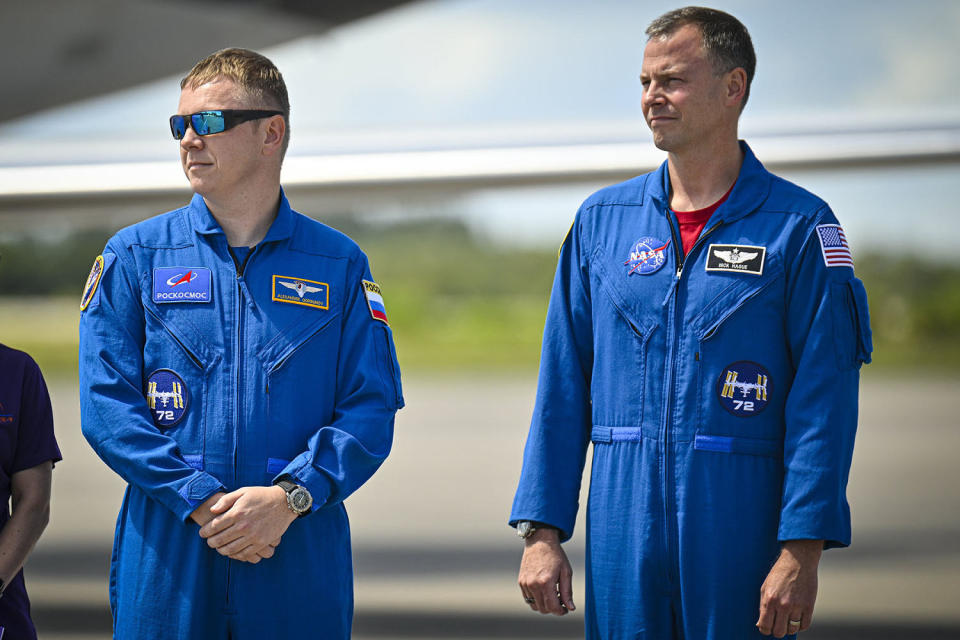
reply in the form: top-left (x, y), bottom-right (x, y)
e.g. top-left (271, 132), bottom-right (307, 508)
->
top-left (0, 577), bottom-right (5, 599)
top-left (275, 477), bottom-right (313, 516)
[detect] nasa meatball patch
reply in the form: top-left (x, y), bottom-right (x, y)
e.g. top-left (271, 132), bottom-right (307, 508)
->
top-left (625, 236), bottom-right (671, 275)
top-left (705, 244), bottom-right (766, 275)
top-left (272, 275), bottom-right (330, 310)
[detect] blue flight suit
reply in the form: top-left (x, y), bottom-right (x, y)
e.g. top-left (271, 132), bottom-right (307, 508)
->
top-left (510, 143), bottom-right (872, 639)
top-left (79, 191), bottom-right (403, 639)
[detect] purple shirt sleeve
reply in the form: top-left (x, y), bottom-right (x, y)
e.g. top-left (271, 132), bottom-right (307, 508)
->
top-left (12, 352), bottom-right (62, 473)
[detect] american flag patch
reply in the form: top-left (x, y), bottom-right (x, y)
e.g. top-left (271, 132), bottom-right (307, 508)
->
top-left (362, 280), bottom-right (389, 324)
top-left (816, 224), bottom-right (854, 269)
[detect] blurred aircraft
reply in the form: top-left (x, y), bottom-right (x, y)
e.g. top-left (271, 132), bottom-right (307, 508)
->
top-left (0, 0), bottom-right (416, 122)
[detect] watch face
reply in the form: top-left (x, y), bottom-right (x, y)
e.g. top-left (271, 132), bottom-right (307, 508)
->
top-left (290, 487), bottom-right (312, 513)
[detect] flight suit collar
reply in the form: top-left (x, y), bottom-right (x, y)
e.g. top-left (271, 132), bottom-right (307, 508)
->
top-left (645, 140), bottom-right (773, 224)
top-left (187, 188), bottom-right (296, 244)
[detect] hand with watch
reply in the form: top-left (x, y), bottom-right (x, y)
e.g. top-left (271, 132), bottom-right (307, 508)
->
top-left (197, 479), bottom-right (313, 564)
top-left (515, 521), bottom-right (576, 616)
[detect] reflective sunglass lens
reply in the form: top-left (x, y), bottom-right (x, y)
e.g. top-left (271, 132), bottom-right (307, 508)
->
top-left (169, 115), bottom-right (187, 140)
top-left (191, 112), bottom-right (225, 136)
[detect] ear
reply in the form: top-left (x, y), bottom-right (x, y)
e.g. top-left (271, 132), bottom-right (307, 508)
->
top-left (724, 67), bottom-right (747, 108)
top-left (261, 115), bottom-right (286, 157)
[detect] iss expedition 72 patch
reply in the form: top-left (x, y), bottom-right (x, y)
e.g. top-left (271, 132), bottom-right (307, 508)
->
top-left (716, 361), bottom-right (772, 417)
top-left (145, 369), bottom-right (189, 428)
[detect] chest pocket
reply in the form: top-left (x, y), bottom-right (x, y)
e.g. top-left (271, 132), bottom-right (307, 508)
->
top-left (590, 251), bottom-right (661, 432)
top-left (259, 310), bottom-right (341, 463)
top-left (690, 253), bottom-right (789, 452)
top-left (142, 303), bottom-right (216, 462)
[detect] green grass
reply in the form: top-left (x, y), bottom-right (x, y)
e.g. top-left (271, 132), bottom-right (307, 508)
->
top-left (0, 296), bottom-right (80, 375)
top-left (3, 221), bottom-right (959, 377)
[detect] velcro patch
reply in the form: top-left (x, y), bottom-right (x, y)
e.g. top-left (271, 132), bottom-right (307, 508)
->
top-left (80, 254), bottom-right (106, 311)
top-left (153, 267), bottom-right (212, 303)
top-left (272, 275), bottom-right (329, 309)
top-left (146, 369), bottom-right (189, 428)
top-left (816, 224), bottom-right (854, 269)
top-left (705, 244), bottom-right (765, 275)
top-left (363, 280), bottom-right (389, 324)
top-left (716, 361), bottom-right (772, 417)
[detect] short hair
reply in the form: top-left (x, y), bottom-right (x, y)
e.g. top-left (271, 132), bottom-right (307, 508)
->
top-left (646, 6), bottom-right (756, 109)
top-left (181, 48), bottom-right (291, 158)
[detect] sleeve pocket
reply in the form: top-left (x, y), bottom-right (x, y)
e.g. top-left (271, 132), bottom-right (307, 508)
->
top-left (831, 278), bottom-right (873, 369)
top-left (374, 327), bottom-right (404, 410)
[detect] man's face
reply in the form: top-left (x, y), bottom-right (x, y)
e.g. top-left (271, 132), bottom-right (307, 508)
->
top-left (640, 24), bottom-right (732, 154)
top-left (176, 79), bottom-right (266, 199)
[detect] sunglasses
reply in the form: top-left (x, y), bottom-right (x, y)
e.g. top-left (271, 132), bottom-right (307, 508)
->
top-left (169, 109), bottom-right (283, 140)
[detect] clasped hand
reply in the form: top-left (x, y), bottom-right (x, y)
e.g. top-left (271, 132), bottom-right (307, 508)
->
top-left (190, 486), bottom-right (297, 564)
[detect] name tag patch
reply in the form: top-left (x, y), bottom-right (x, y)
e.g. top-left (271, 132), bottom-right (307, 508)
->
top-left (153, 267), bottom-right (212, 303)
top-left (705, 244), bottom-right (765, 275)
top-left (273, 275), bottom-right (329, 309)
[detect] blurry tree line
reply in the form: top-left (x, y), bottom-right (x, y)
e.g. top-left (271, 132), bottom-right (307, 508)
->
top-left (1, 221), bottom-right (958, 371)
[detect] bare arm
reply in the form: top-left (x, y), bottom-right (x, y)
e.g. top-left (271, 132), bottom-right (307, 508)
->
top-left (0, 461), bottom-right (53, 588)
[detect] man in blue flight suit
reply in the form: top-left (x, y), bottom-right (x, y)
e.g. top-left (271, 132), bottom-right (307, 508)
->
top-left (511, 7), bottom-right (872, 640)
top-left (79, 48), bottom-right (403, 639)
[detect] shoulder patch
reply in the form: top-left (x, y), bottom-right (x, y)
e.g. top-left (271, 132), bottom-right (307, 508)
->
top-left (363, 280), bottom-right (389, 324)
top-left (80, 253), bottom-right (116, 311)
top-left (816, 224), bottom-right (854, 269)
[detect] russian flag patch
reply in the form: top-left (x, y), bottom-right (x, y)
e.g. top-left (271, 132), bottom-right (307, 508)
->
top-left (363, 280), bottom-right (389, 324)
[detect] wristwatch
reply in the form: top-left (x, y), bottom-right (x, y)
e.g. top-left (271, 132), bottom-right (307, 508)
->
top-left (0, 577), bottom-right (5, 599)
top-left (275, 477), bottom-right (313, 516)
top-left (516, 521), bottom-right (538, 539)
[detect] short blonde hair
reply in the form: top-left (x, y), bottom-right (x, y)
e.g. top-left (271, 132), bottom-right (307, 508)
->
top-left (181, 48), bottom-right (290, 157)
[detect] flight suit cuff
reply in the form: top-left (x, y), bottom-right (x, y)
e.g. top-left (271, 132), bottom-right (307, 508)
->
top-left (176, 472), bottom-right (226, 521)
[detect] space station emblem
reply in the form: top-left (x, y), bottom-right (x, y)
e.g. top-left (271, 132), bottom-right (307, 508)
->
top-left (716, 361), bottom-right (772, 417)
top-left (145, 369), bottom-right (189, 428)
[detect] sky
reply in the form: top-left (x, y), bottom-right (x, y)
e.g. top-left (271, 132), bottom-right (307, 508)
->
top-left (1, 0), bottom-right (958, 254)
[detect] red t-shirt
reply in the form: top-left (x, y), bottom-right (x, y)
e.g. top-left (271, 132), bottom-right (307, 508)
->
top-left (673, 182), bottom-right (735, 255)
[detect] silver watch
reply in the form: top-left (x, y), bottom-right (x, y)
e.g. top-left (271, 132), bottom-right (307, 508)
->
top-left (516, 521), bottom-right (537, 539)
top-left (276, 479), bottom-right (313, 516)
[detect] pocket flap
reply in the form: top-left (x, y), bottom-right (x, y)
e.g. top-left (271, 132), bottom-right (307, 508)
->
top-left (849, 277), bottom-right (873, 364)
top-left (694, 434), bottom-right (781, 458)
top-left (692, 252), bottom-right (784, 339)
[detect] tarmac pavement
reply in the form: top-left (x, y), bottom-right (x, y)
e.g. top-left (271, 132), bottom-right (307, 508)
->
top-left (25, 371), bottom-right (960, 638)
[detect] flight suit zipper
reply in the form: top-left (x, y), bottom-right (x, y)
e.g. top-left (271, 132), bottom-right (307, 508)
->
top-left (661, 214), bottom-right (722, 587)
top-left (226, 245), bottom-right (257, 609)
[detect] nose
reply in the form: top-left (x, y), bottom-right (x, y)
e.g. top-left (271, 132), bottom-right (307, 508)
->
top-left (180, 125), bottom-right (204, 152)
top-left (641, 79), bottom-right (665, 110)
